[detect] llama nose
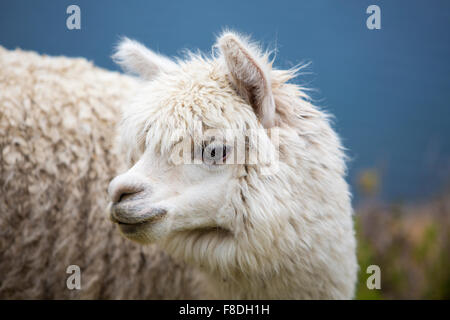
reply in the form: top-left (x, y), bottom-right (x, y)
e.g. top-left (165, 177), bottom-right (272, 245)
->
top-left (108, 173), bottom-right (146, 204)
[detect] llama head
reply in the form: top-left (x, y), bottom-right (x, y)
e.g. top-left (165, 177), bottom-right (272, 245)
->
top-left (108, 32), bottom-right (282, 245)
top-left (107, 32), bottom-right (355, 294)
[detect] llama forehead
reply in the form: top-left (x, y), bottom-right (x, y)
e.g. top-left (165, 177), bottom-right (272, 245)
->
top-left (121, 57), bottom-right (261, 159)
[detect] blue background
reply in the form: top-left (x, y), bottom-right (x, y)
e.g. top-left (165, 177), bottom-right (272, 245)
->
top-left (1, 0), bottom-right (449, 202)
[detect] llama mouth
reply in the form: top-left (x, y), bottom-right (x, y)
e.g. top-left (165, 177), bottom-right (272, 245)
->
top-left (117, 220), bottom-right (150, 235)
top-left (109, 204), bottom-right (167, 226)
top-left (113, 212), bottom-right (165, 235)
top-left (116, 220), bottom-right (146, 226)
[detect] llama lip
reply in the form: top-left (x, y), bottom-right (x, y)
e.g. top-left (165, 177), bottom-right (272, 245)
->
top-left (115, 220), bottom-right (146, 226)
top-left (117, 221), bottom-right (149, 235)
top-left (109, 204), bottom-right (167, 226)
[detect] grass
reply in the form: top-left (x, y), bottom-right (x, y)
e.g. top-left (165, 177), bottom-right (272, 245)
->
top-left (354, 190), bottom-right (450, 299)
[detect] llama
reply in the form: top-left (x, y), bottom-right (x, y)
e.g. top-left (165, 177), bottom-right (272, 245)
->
top-left (0, 46), bottom-right (207, 299)
top-left (108, 32), bottom-right (358, 299)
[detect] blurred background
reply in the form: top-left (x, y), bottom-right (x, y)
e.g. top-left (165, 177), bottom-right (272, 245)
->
top-left (1, 0), bottom-right (449, 299)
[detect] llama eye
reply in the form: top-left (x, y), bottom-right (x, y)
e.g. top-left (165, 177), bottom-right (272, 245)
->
top-left (202, 144), bottom-right (229, 165)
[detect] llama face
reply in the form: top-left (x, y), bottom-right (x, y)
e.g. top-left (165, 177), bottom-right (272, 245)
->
top-left (108, 93), bottom-right (248, 244)
top-left (108, 144), bottom-right (240, 244)
top-left (108, 34), bottom-right (276, 244)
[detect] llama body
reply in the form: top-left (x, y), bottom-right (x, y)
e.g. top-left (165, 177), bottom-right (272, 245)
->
top-left (0, 47), bottom-right (206, 299)
top-left (109, 32), bottom-right (358, 299)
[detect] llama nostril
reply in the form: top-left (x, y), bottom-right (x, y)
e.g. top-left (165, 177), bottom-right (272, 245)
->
top-left (118, 191), bottom-right (138, 203)
top-left (113, 185), bottom-right (143, 204)
top-left (108, 174), bottom-right (146, 204)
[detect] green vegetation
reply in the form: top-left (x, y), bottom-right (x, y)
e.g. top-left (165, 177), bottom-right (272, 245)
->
top-left (354, 170), bottom-right (450, 299)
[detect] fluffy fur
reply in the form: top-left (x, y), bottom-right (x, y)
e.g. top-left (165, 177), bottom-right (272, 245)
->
top-left (0, 46), bottom-right (208, 299)
top-left (108, 32), bottom-right (358, 299)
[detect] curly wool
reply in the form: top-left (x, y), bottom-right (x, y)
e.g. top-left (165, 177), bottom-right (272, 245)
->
top-left (0, 46), bottom-right (208, 299)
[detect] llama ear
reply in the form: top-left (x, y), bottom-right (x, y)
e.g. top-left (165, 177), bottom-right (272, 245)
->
top-left (112, 37), bottom-right (177, 80)
top-left (217, 32), bottom-right (275, 128)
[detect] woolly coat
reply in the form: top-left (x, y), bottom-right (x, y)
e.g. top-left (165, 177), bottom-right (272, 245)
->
top-left (0, 47), bottom-right (207, 299)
